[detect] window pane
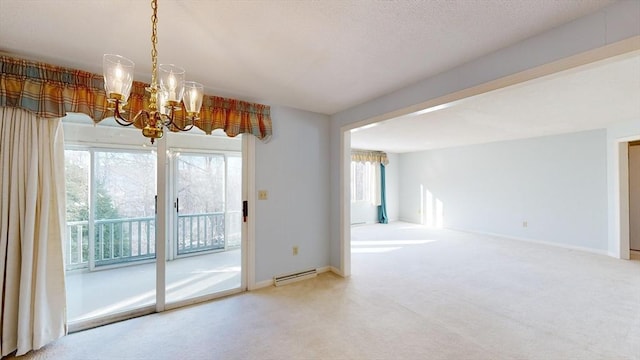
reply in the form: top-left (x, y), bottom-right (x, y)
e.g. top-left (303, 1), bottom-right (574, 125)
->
top-left (95, 151), bottom-right (157, 219)
top-left (94, 151), bottom-right (157, 265)
top-left (355, 162), bottom-right (364, 201)
top-left (227, 156), bottom-right (242, 212)
top-left (227, 155), bottom-right (242, 248)
top-left (177, 154), bottom-right (225, 214)
top-left (351, 161), bottom-right (377, 203)
top-left (64, 149), bottom-right (90, 269)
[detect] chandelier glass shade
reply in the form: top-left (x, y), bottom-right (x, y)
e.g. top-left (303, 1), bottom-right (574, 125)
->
top-left (103, 54), bottom-right (134, 102)
top-left (102, 0), bottom-right (203, 143)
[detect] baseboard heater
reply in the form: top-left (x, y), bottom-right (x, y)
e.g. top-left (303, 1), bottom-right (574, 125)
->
top-left (273, 269), bottom-right (317, 287)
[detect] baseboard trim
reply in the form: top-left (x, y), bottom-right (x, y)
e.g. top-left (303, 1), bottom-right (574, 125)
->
top-left (455, 228), bottom-right (610, 257)
top-left (251, 279), bottom-right (274, 290)
top-left (319, 265), bottom-right (347, 276)
top-left (328, 266), bottom-right (345, 277)
top-left (250, 266), bottom-right (343, 291)
top-left (398, 217), bottom-right (420, 224)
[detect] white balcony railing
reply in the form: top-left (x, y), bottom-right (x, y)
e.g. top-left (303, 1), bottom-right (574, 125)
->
top-left (65, 212), bottom-right (241, 271)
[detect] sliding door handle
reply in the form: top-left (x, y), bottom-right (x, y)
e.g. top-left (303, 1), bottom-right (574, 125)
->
top-left (243, 200), bottom-right (248, 222)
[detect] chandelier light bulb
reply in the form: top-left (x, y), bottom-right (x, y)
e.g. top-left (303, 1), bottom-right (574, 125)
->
top-left (189, 88), bottom-right (197, 110)
top-left (103, 54), bottom-right (134, 102)
top-left (168, 72), bottom-right (176, 99)
top-left (159, 64), bottom-right (185, 104)
top-left (183, 81), bottom-right (204, 116)
top-left (114, 63), bottom-right (123, 94)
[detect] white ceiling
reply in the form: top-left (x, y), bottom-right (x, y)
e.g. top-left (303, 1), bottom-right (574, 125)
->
top-left (351, 51), bottom-right (640, 153)
top-left (0, 0), bottom-right (617, 115)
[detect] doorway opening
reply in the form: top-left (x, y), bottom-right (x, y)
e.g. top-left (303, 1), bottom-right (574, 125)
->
top-left (339, 42), bottom-right (640, 276)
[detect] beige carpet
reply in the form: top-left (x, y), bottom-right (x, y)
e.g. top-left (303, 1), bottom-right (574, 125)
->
top-left (7, 222), bottom-right (640, 359)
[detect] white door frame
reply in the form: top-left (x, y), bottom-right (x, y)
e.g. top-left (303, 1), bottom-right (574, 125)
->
top-left (613, 138), bottom-right (635, 260)
top-left (245, 135), bottom-right (257, 290)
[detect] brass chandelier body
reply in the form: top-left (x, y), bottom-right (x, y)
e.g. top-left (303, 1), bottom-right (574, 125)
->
top-left (103, 0), bottom-right (203, 144)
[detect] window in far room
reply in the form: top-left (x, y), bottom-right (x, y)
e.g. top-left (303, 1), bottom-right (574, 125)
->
top-left (350, 161), bottom-right (376, 203)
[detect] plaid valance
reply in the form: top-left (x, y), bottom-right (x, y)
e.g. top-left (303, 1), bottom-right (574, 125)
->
top-left (0, 55), bottom-right (272, 140)
top-left (351, 149), bottom-right (389, 165)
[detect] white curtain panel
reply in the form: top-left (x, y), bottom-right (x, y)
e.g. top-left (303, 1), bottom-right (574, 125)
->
top-left (0, 107), bottom-right (67, 356)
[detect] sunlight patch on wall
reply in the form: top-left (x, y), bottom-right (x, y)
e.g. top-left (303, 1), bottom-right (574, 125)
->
top-left (422, 185), bottom-right (444, 228)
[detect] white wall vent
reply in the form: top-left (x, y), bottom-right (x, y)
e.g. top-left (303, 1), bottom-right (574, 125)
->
top-left (273, 269), bottom-right (317, 287)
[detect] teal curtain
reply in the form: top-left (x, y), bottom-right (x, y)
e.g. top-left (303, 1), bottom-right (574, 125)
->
top-left (378, 163), bottom-right (388, 224)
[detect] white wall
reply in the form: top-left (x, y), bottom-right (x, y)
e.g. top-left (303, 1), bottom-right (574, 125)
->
top-left (398, 130), bottom-right (608, 252)
top-left (349, 152), bottom-right (400, 224)
top-left (386, 152), bottom-right (400, 221)
top-left (329, 1), bottom-right (640, 270)
top-left (254, 106), bottom-right (330, 283)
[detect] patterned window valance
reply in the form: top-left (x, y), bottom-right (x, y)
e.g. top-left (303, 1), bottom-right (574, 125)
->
top-left (0, 55), bottom-right (272, 140)
top-left (351, 149), bottom-right (389, 165)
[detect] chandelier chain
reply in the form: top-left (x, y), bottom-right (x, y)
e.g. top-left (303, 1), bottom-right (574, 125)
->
top-left (150, 0), bottom-right (158, 89)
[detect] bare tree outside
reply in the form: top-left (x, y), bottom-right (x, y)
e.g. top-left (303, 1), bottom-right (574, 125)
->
top-left (64, 149), bottom-right (157, 267)
top-left (176, 154), bottom-right (225, 214)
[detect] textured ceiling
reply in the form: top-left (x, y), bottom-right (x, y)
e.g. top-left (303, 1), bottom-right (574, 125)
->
top-left (350, 51), bottom-right (640, 153)
top-left (0, 0), bottom-right (616, 115)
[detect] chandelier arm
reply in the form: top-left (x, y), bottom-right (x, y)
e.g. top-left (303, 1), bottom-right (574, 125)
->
top-left (113, 115), bottom-right (135, 127)
top-left (165, 107), bottom-right (196, 132)
top-left (181, 123), bottom-right (196, 132)
top-left (160, 110), bottom-right (173, 128)
top-left (111, 100), bottom-right (135, 126)
top-left (169, 119), bottom-right (195, 132)
top-left (133, 109), bottom-right (151, 125)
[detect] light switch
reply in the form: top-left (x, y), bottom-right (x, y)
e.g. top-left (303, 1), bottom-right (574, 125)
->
top-left (258, 190), bottom-right (268, 200)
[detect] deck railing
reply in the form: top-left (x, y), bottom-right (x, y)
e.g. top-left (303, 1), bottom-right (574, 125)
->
top-left (95, 217), bottom-right (156, 266)
top-left (177, 212), bottom-right (225, 255)
top-left (66, 220), bottom-right (90, 270)
top-left (65, 212), bottom-right (241, 271)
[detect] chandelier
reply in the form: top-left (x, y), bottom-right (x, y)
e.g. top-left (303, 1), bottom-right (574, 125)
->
top-left (102, 0), bottom-right (203, 144)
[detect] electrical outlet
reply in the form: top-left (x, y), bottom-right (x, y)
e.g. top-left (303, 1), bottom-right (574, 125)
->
top-left (258, 190), bottom-right (268, 200)
top-left (292, 246), bottom-right (299, 255)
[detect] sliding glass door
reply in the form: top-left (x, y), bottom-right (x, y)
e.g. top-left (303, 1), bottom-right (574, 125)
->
top-left (166, 151), bottom-right (243, 304)
top-left (63, 119), bottom-right (245, 330)
top-left (64, 147), bottom-right (157, 325)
